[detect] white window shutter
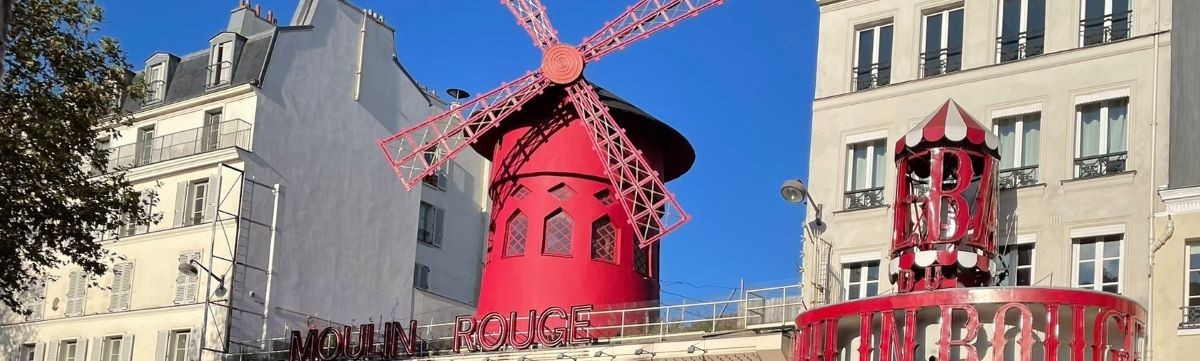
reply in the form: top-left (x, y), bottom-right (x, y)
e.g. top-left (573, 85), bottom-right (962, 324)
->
top-left (66, 271), bottom-right (86, 316)
top-left (202, 176), bottom-right (220, 222)
top-left (154, 331), bottom-right (169, 361)
top-left (117, 334), bottom-right (133, 361)
top-left (44, 342), bottom-right (57, 361)
top-left (33, 343), bottom-right (45, 361)
top-left (187, 328), bottom-right (200, 361)
top-left (109, 263), bottom-right (133, 311)
top-left (74, 338), bottom-right (88, 361)
top-left (184, 252), bottom-right (201, 303)
top-left (172, 181), bottom-right (188, 228)
top-left (90, 337), bottom-right (103, 361)
top-left (27, 281), bottom-right (44, 321)
top-left (433, 207), bottom-right (445, 246)
top-left (174, 251), bottom-right (201, 304)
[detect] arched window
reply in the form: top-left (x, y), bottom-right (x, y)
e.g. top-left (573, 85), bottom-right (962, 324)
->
top-left (543, 210), bottom-right (573, 256)
top-left (504, 212), bottom-right (528, 257)
top-left (634, 244), bottom-right (651, 276)
top-left (591, 217), bottom-right (616, 263)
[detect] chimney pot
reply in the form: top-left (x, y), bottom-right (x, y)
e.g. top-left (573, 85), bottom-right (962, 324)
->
top-left (254, 4), bottom-right (261, 16)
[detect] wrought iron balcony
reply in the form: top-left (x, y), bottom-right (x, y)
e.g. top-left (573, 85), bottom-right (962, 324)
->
top-left (996, 30), bottom-right (1045, 63)
top-left (1182, 306), bottom-right (1200, 329)
top-left (999, 165), bottom-right (1039, 189)
top-left (1075, 152), bottom-right (1127, 179)
top-left (844, 187), bottom-right (884, 211)
top-left (100, 119), bottom-right (251, 173)
top-left (1081, 11), bottom-right (1133, 46)
top-left (919, 48), bottom-right (962, 78)
top-left (851, 62), bottom-right (891, 91)
top-left (206, 61), bottom-right (233, 89)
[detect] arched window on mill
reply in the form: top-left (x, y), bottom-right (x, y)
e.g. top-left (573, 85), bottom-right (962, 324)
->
top-left (591, 216), bottom-right (616, 263)
top-left (504, 211), bottom-right (528, 257)
top-left (543, 210), bottom-right (573, 256)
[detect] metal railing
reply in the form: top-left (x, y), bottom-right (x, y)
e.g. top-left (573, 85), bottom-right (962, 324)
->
top-left (99, 119), bottom-right (251, 173)
top-left (919, 48), bottom-right (962, 78)
top-left (999, 165), bottom-right (1039, 189)
top-left (1075, 151), bottom-right (1127, 179)
top-left (996, 30), bottom-right (1045, 63)
top-left (221, 284), bottom-right (803, 361)
top-left (1181, 306), bottom-right (1200, 329)
top-left (844, 187), bottom-right (884, 211)
top-left (1080, 11), bottom-right (1133, 46)
top-left (207, 61), bottom-right (234, 89)
top-left (851, 62), bottom-right (891, 91)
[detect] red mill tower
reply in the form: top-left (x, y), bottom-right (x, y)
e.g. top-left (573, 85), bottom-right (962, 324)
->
top-left (793, 100), bottom-right (1147, 361)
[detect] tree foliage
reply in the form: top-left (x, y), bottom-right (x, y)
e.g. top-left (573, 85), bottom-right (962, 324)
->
top-left (0, 0), bottom-right (154, 315)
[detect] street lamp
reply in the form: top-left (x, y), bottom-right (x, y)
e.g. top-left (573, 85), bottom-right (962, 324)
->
top-left (178, 260), bottom-right (227, 297)
top-left (780, 179), bottom-right (823, 228)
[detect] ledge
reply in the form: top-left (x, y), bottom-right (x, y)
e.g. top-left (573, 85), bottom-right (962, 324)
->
top-left (1001, 183), bottom-right (1047, 198)
top-left (1060, 171), bottom-right (1137, 192)
top-left (832, 205), bottom-right (889, 220)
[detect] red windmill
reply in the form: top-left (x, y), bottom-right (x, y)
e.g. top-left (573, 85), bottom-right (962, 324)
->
top-left (379, 0), bottom-right (723, 324)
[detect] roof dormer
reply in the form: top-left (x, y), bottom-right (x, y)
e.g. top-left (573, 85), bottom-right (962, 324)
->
top-left (207, 32), bottom-right (246, 89)
top-left (143, 52), bottom-right (179, 104)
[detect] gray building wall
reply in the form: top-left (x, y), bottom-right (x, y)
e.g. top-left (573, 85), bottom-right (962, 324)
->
top-left (1169, 0), bottom-right (1200, 188)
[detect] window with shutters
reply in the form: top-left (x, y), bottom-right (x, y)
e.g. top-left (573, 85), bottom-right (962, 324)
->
top-left (504, 212), bottom-right (528, 257)
top-left (145, 63), bottom-right (166, 103)
top-left (57, 340), bottom-right (78, 361)
top-left (168, 330), bottom-right (191, 361)
top-left (413, 263), bottom-right (430, 290)
top-left (20, 344), bottom-right (36, 361)
top-left (135, 126), bottom-right (156, 166)
top-left (109, 262), bottom-right (134, 311)
top-left (201, 109), bottom-right (222, 152)
top-left (102, 336), bottom-right (123, 361)
top-left (186, 180), bottom-right (209, 226)
top-left (418, 202), bottom-right (444, 247)
top-left (543, 210), bottom-right (573, 256)
top-left (208, 41), bottom-right (233, 88)
top-left (174, 251), bottom-right (201, 304)
top-left (65, 271), bottom-right (87, 316)
top-left (23, 281), bottom-right (44, 321)
top-left (591, 217), bottom-right (616, 263)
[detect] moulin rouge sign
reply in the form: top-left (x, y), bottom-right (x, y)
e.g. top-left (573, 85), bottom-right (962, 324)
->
top-left (290, 305), bottom-right (594, 361)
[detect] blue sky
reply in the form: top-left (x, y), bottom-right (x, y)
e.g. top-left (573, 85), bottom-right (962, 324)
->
top-left (100, 0), bottom-right (819, 301)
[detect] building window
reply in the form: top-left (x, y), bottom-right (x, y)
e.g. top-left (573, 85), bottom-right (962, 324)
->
top-left (1081, 0), bottom-right (1132, 46)
top-left (208, 41), bottom-right (233, 88)
top-left (413, 263), bottom-right (430, 290)
top-left (997, 0), bottom-right (1045, 62)
top-left (843, 260), bottom-right (880, 300)
top-left (591, 217), bottom-right (617, 263)
top-left (920, 6), bottom-right (964, 77)
top-left (20, 344), bottom-right (37, 361)
top-left (174, 251), bottom-right (201, 304)
top-left (102, 336), bottom-right (123, 361)
top-left (999, 243), bottom-right (1034, 286)
top-left (186, 180), bottom-right (209, 226)
top-left (57, 340), bottom-right (78, 361)
top-left (22, 281), bottom-right (44, 321)
top-left (65, 271), bottom-right (87, 316)
top-left (504, 212), bottom-right (528, 257)
top-left (633, 244), bottom-right (652, 277)
top-left (418, 202), bottom-right (444, 247)
top-left (146, 63), bottom-right (165, 103)
top-left (1073, 234), bottom-right (1122, 293)
top-left (1184, 242), bottom-right (1200, 329)
top-left (168, 330), bottom-right (191, 361)
top-left (994, 112), bottom-right (1041, 189)
top-left (844, 139), bottom-right (886, 210)
top-left (549, 183), bottom-right (576, 201)
top-left (135, 125), bottom-right (156, 166)
top-left (853, 22), bottom-right (893, 91)
top-left (421, 148), bottom-right (446, 188)
top-left (543, 210), bottom-right (573, 256)
top-left (1075, 98), bottom-right (1128, 179)
top-left (202, 110), bottom-right (223, 152)
top-left (108, 262), bottom-right (134, 311)
top-left (594, 189), bottom-right (615, 206)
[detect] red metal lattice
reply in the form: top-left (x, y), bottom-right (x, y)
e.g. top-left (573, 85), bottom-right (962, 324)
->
top-left (543, 211), bottom-right (573, 255)
top-left (591, 217), bottom-right (616, 262)
top-left (548, 183), bottom-right (575, 201)
top-left (505, 212), bottom-right (529, 257)
top-left (377, 0), bottom-right (723, 248)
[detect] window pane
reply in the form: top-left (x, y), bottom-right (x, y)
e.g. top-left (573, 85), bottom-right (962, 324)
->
top-left (867, 264), bottom-right (879, 281)
top-left (1079, 104), bottom-right (1102, 157)
top-left (1079, 242), bottom-right (1096, 260)
top-left (878, 26), bottom-right (893, 67)
top-left (866, 282), bottom-right (878, 297)
top-left (1078, 261), bottom-right (1095, 285)
top-left (1000, 0), bottom-right (1022, 37)
top-left (1027, 0), bottom-right (1046, 33)
top-left (997, 119), bottom-right (1017, 169)
top-left (1102, 259), bottom-right (1120, 283)
top-left (1103, 238), bottom-right (1121, 258)
top-left (1189, 270), bottom-right (1200, 297)
top-left (857, 29), bottom-right (874, 70)
top-left (1107, 101), bottom-right (1128, 153)
top-left (848, 285), bottom-right (861, 300)
top-left (1017, 245), bottom-right (1033, 265)
top-left (1190, 245), bottom-right (1200, 269)
top-left (852, 144), bottom-right (868, 190)
top-left (871, 141), bottom-right (886, 187)
top-left (849, 266), bottom-right (862, 282)
top-left (925, 14), bottom-right (943, 55)
top-left (1022, 116), bottom-right (1040, 166)
top-left (947, 9), bottom-right (964, 50)
top-left (1017, 269), bottom-right (1032, 286)
top-left (1102, 284), bottom-right (1119, 293)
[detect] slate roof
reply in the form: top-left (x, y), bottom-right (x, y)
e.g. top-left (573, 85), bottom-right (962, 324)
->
top-left (123, 31), bottom-right (275, 112)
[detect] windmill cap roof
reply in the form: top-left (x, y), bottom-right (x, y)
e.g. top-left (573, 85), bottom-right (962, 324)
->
top-left (895, 99), bottom-right (1000, 159)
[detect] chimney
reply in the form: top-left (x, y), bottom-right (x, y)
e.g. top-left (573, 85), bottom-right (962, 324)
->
top-left (227, 1), bottom-right (275, 36)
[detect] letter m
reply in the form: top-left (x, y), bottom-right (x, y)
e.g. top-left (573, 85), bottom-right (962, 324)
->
top-left (290, 329), bottom-right (320, 361)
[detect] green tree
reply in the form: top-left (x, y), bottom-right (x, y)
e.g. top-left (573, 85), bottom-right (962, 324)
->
top-left (0, 0), bottom-right (154, 315)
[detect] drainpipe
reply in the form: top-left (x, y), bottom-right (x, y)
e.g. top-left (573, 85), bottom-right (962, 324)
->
top-left (260, 184), bottom-right (282, 348)
top-left (1145, 1), bottom-right (1163, 357)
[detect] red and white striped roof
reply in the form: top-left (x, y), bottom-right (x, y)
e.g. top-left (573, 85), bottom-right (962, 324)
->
top-left (895, 99), bottom-right (999, 157)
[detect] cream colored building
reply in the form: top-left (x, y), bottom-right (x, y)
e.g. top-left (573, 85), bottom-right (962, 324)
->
top-left (1, 1), bottom-right (490, 361)
top-left (803, 0), bottom-right (1189, 359)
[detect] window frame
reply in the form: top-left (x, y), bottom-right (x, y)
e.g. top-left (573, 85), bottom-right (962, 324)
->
top-left (58, 340), bottom-right (78, 361)
top-left (503, 211), bottom-right (529, 257)
top-left (208, 41), bottom-right (234, 88)
top-left (146, 63), bottom-right (166, 103)
top-left (852, 21), bottom-right (893, 91)
top-left (1079, 0), bottom-right (1133, 46)
top-left (843, 137), bottom-right (887, 210)
top-left (187, 180), bottom-right (209, 226)
top-left (20, 344), bottom-right (37, 361)
top-left (996, 0), bottom-right (1046, 62)
top-left (202, 109), bottom-right (223, 152)
top-left (992, 112), bottom-right (1041, 188)
top-left (542, 210), bottom-right (574, 257)
top-left (1073, 97), bottom-right (1129, 178)
top-left (919, 5), bottom-right (965, 77)
top-left (842, 260), bottom-right (881, 301)
top-left (1186, 241), bottom-right (1200, 307)
top-left (413, 263), bottom-right (430, 290)
top-left (590, 216), bottom-right (618, 264)
top-left (102, 336), bottom-right (123, 361)
top-left (999, 241), bottom-right (1035, 286)
top-left (168, 330), bottom-right (191, 361)
top-left (1072, 233), bottom-right (1124, 293)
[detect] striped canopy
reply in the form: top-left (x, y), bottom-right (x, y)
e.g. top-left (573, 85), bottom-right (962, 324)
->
top-left (895, 99), bottom-right (1000, 158)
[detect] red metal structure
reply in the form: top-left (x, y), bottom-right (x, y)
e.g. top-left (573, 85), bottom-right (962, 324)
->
top-left (378, 0), bottom-right (722, 323)
top-left (793, 101), bottom-right (1147, 361)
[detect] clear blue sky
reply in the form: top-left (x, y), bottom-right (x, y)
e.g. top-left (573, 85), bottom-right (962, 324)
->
top-left (99, 0), bottom-right (819, 302)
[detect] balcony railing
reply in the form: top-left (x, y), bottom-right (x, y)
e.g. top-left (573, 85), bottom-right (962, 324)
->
top-left (1182, 306), bottom-right (1200, 329)
top-left (1075, 151), bottom-right (1127, 179)
top-left (101, 119), bottom-right (251, 172)
top-left (1081, 11), bottom-right (1133, 46)
top-left (996, 30), bottom-right (1045, 63)
top-left (844, 187), bottom-right (884, 211)
top-left (206, 61), bottom-right (233, 89)
top-left (999, 165), bottom-right (1039, 189)
top-left (144, 80), bottom-right (166, 104)
top-left (851, 62), bottom-right (891, 91)
top-left (919, 48), bottom-right (962, 78)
